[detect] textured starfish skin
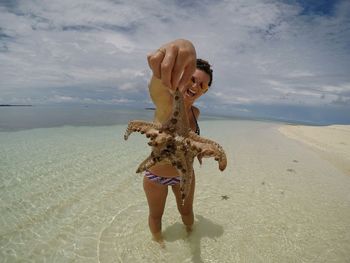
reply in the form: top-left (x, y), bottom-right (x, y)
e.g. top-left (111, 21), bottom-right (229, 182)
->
top-left (124, 89), bottom-right (227, 205)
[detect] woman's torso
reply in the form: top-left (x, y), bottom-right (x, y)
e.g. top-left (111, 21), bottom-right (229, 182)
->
top-left (148, 106), bottom-right (199, 178)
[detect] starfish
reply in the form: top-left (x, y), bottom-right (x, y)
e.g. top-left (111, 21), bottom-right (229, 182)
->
top-left (221, 195), bottom-right (229, 200)
top-left (124, 88), bottom-right (227, 205)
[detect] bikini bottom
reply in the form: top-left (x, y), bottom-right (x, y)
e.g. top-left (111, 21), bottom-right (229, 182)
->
top-left (144, 170), bottom-right (181, 186)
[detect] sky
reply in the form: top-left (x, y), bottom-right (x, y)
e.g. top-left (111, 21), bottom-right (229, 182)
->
top-left (0, 0), bottom-right (349, 124)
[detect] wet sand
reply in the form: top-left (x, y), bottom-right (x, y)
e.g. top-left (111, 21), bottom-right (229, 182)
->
top-left (278, 124), bottom-right (350, 176)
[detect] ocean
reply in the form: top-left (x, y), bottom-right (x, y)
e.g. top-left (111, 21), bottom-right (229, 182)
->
top-left (1, 106), bottom-right (349, 262)
top-left (0, 105), bottom-right (156, 132)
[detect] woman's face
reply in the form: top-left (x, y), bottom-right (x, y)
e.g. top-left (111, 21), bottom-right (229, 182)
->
top-left (183, 69), bottom-right (210, 104)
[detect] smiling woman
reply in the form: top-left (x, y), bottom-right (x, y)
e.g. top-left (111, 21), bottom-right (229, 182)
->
top-left (183, 64), bottom-right (211, 102)
top-left (144, 39), bottom-right (214, 245)
top-left (184, 58), bottom-right (212, 98)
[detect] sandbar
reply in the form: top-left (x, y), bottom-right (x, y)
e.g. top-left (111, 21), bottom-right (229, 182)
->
top-left (278, 124), bottom-right (350, 176)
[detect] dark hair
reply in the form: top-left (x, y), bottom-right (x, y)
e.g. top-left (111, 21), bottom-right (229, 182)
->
top-left (196, 58), bottom-right (213, 86)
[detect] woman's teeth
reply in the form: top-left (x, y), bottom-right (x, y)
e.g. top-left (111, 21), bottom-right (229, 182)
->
top-left (187, 88), bottom-right (196, 97)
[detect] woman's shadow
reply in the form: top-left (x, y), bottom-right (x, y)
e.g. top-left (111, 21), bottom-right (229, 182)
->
top-left (163, 214), bottom-right (224, 263)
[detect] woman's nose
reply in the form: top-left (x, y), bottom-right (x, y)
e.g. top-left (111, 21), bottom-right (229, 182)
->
top-left (192, 81), bottom-right (200, 89)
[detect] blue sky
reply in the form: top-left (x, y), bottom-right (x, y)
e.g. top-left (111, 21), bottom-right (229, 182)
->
top-left (0, 0), bottom-right (349, 124)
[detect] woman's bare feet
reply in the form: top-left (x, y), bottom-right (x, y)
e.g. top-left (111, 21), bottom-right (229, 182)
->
top-left (152, 232), bottom-right (165, 248)
top-left (186, 225), bottom-right (193, 236)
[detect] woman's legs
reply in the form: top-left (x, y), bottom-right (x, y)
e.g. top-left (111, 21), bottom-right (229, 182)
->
top-left (143, 176), bottom-right (168, 243)
top-left (172, 174), bottom-right (195, 233)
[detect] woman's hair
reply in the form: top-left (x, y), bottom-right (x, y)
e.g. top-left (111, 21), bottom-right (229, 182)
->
top-left (196, 58), bottom-right (213, 86)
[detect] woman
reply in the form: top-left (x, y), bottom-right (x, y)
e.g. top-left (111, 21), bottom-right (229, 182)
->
top-left (145, 39), bottom-right (213, 244)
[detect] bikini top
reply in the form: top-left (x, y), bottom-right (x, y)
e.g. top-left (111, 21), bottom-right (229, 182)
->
top-left (191, 107), bottom-right (200, 135)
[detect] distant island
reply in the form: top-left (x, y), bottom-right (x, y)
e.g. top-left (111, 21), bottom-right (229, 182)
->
top-left (0, 104), bottom-right (33, 107)
top-left (145, 107), bottom-right (155, 110)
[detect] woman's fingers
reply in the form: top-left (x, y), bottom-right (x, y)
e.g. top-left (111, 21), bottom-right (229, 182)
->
top-left (178, 61), bottom-right (196, 92)
top-left (160, 45), bottom-right (178, 90)
top-left (148, 39), bottom-right (196, 90)
top-left (171, 49), bottom-right (195, 90)
top-left (147, 50), bottom-right (165, 79)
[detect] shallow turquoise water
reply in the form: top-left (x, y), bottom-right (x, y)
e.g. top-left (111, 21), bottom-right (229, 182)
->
top-left (1, 120), bottom-right (350, 262)
top-left (0, 124), bottom-right (146, 261)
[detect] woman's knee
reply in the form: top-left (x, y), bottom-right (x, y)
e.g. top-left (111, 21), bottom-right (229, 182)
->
top-left (149, 212), bottom-right (163, 222)
top-left (178, 206), bottom-right (193, 217)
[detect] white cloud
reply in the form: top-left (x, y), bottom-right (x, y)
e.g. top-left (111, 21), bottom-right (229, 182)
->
top-left (0, 0), bottom-right (349, 112)
top-left (104, 33), bottom-right (136, 53)
top-left (287, 71), bottom-right (315, 78)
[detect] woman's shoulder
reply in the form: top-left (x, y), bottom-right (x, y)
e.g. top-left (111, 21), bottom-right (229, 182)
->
top-left (191, 105), bottom-right (200, 119)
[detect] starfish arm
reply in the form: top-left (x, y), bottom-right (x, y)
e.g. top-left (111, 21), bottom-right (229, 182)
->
top-left (162, 89), bottom-right (190, 137)
top-left (136, 154), bottom-right (156, 173)
top-left (124, 120), bottom-right (160, 140)
top-left (136, 149), bottom-right (175, 173)
top-left (173, 150), bottom-right (196, 205)
top-left (188, 131), bottom-right (224, 147)
top-left (189, 133), bottom-right (227, 171)
top-left (136, 151), bottom-right (172, 173)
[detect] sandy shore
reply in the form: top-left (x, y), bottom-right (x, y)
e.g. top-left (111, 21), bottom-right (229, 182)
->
top-left (278, 124), bottom-right (350, 176)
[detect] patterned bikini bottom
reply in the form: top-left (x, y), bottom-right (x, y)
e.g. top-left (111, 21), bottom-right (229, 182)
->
top-left (144, 170), bottom-right (181, 186)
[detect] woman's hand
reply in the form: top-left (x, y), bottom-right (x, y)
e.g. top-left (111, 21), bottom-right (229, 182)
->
top-left (147, 39), bottom-right (196, 91)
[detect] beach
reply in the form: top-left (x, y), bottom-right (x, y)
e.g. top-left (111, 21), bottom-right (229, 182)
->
top-left (279, 124), bottom-right (350, 176)
top-left (1, 120), bottom-right (350, 262)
